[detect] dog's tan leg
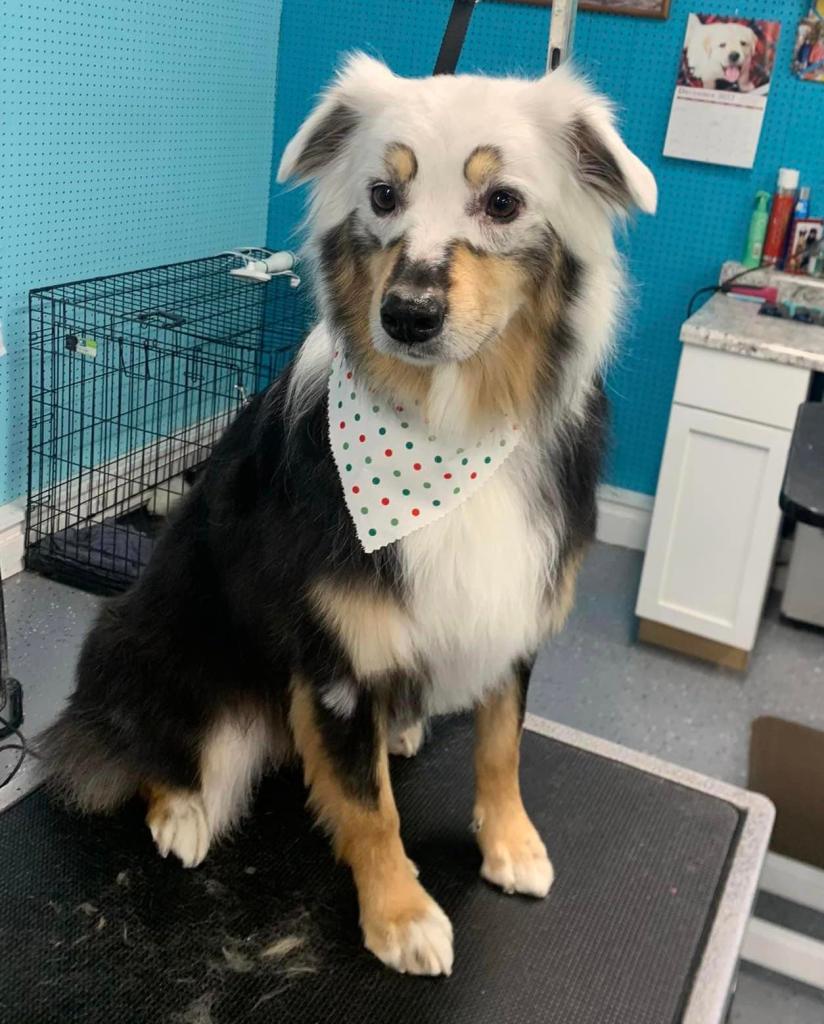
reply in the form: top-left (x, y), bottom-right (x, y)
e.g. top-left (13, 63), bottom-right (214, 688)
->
top-left (290, 679), bottom-right (452, 975)
top-left (473, 669), bottom-right (553, 897)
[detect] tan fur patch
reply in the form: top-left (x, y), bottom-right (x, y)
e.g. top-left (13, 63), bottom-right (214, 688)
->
top-left (463, 145), bottom-right (503, 189)
top-left (545, 552), bottom-right (583, 635)
top-left (384, 142), bottom-right (417, 185)
top-left (446, 240), bottom-right (572, 427)
top-left (309, 580), bottom-right (414, 679)
top-left (473, 678), bottom-right (552, 897)
top-left (328, 233), bottom-right (431, 409)
top-left (289, 681), bottom-right (441, 961)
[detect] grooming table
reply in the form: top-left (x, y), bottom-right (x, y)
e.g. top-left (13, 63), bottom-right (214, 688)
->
top-left (0, 715), bottom-right (772, 1024)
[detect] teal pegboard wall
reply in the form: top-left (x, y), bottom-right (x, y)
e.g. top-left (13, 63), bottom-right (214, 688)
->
top-left (268, 0), bottom-right (824, 496)
top-left (0, 0), bottom-right (282, 505)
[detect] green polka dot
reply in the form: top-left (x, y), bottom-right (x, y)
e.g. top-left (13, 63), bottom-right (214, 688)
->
top-left (453, 487), bottom-right (461, 495)
top-left (372, 405), bottom-right (380, 413)
top-left (371, 476), bottom-right (380, 485)
top-left (423, 481), bottom-right (431, 489)
top-left (345, 463), bottom-right (352, 472)
top-left (378, 427), bottom-right (386, 436)
top-left (400, 422), bottom-right (409, 429)
top-left (456, 448), bottom-right (465, 454)
top-left (393, 469), bottom-right (401, 478)
top-left (354, 413), bottom-right (361, 422)
top-left (350, 391), bottom-right (356, 400)
top-left (433, 499), bottom-right (441, 507)
top-left (342, 442), bottom-right (349, 451)
top-left (368, 528), bottom-right (377, 537)
top-left (405, 441), bottom-right (414, 450)
top-left (461, 457), bottom-right (469, 466)
top-left (390, 518), bottom-right (399, 527)
top-left (360, 506), bottom-right (368, 515)
top-left (402, 488), bottom-right (410, 497)
top-left (434, 455), bottom-right (443, 464)
top-left (428, 434), bottom-right (436, 442)
top-left (499, 438), bottom-right (507, 447)
top-left (337, 401), bottom-right (343, 409)
top-left (337, 381), bottom-right (341, 389)
top-left (484, 456), bottom-right (492, 464)
top-left (365, 456), bottom-right (372, 465)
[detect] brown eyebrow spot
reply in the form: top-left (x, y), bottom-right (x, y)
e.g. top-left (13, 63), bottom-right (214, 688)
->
top-left (463, 145), bottom-right (503, 188)
top-left (384, 143), bottom-right (418, 185)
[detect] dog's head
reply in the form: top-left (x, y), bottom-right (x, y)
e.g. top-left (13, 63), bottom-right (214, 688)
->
top-left (688, 18), bottom-right (757, 85)
top-left (279, 57), bottom-right (655, 423)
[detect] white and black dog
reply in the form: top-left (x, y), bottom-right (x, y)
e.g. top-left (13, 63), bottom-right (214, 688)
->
top-left (43, 56), bottom-right (656, 977)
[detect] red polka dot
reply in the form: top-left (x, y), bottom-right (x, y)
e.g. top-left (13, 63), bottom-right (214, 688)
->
top-left (359, 434), bottom-right (366, 443)
top-left (413, 462), bottom-right (422, 471)
top-left (470, 471), bottom-right (478, 480)
top-left (411, 508), bottom-right (420, 517)
top-left (396, 405), bottom-right (404, 412)
top-left (443, 472), bottom-right (452, 480)
top-left (352, 486), bottom-right (360, 494)
top-left (381, 498), bottom-right (390, 506)
top-left (346, 371), bottom-right (353, 380)
top-left (334, 350), bottom-right (339, 358)
top-left (385, 448), bottom-right (393, 457)
top-left (339, 421), bottom-right (345, 429)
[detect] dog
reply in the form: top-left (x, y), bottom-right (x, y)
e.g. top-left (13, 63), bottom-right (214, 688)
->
top-left (42, 56), bottom-right (656, 977)
top-left (685, 15), bottom-right (758, 91)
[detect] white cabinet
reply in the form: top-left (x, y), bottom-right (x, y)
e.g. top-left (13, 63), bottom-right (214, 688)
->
top-left (636, 343), bottom-right (810, 667)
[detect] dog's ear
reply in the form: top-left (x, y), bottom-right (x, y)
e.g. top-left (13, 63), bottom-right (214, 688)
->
top-left (277, 54), bottom-right (395, 183)
top-left (532, 68), bottom-right (657, 215)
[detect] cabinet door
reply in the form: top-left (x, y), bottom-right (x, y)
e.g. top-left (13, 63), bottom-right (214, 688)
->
top-left (636, 404), bottom-right (792, 650)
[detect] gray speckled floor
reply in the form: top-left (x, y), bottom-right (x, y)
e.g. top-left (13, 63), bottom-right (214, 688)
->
top-left (531, 543), bottom-right (824, 788)
top-left (2, 552), bottom-right (824, 1020)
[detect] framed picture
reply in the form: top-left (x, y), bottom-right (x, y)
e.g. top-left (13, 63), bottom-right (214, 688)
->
top-left (501, 0), bottom-right (671, 20)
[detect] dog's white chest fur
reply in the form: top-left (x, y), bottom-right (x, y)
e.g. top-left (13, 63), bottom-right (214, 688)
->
top-left (400, 445), bottom-right (554, 713)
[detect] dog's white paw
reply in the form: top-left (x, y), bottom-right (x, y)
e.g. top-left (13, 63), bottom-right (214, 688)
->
top-left (363, 895), bottom-right (453, 976)
top-left (388, 720), bottom-right (424, 758)
top-left (476, 812), bottom-right (554, 898)
top-left (147, 792), bottom-right (210, 868)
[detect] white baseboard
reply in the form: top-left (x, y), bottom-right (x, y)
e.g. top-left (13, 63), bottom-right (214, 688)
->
top-left (596, 485), bottom-right (653, 552)
top-left (0, 499), bottom-right (26, 580)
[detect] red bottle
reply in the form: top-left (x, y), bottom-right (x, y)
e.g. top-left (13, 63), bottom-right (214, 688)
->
top-left (762, 168), bottom-right (799, 266)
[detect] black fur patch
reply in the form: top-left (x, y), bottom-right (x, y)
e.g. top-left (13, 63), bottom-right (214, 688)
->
top-left (568, 117), bottom-right (632, 209)
top-left (385, 245), bottom-right (451, 296)
top-left (313, 688), bottom-right (381, 805)
top-left (293, 102), bottom-right (358, 178)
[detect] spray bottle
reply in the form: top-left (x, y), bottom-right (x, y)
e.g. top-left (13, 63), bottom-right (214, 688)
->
top-left (742, 191), bottom-right (771, 268)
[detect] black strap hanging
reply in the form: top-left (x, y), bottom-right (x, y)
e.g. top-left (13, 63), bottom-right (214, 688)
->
top-left (433, 0), bottom-right (478, 75)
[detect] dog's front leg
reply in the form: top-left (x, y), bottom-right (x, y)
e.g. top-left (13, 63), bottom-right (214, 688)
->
top-left (289, 677), bottom-right (453, 975)
top-left (473, 664), bottom-right (554, 898)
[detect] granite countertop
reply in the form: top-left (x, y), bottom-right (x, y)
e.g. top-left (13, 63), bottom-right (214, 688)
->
top-left (680, 292), bottom-right (824, 373)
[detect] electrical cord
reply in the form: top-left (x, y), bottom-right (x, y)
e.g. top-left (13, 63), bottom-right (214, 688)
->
top-left (0, 712), bottom-right (36, 791)
top-left (686, 264), bottom-right (768, 318)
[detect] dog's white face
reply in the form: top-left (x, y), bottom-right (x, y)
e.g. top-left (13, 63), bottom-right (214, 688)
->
top-left (689, 22), bottom-right (757, 86)
top-left (278, 57), bottom-right (656, 371)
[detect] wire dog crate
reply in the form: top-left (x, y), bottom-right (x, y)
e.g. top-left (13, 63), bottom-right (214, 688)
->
top-left (27, 253), bottom-right (313, 594)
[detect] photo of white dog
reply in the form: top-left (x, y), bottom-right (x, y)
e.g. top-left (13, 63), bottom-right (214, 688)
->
top-left (683, 14), bottom-right (761, 91)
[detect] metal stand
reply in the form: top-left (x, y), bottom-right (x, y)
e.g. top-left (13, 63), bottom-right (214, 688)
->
top-left (0, 564), bottom-right (23, 737)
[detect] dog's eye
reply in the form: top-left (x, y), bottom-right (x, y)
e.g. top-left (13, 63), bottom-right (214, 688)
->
top-left (370, 183), bottom-right (397, 215)
top-left (486, 190), bottom-right (521, 222)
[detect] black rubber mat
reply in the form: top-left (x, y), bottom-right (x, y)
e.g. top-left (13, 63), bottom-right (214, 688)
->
top-left (0, 718), bottom-right (740, 1024)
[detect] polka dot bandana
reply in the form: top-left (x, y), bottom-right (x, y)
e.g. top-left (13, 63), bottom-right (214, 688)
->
top-left (328, 350), bottom-right (522, 553)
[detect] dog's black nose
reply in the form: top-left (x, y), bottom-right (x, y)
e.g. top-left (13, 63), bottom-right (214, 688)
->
top-left (380, 291), bottom-right (445, 345)
top-left (728, 50), bottom-right (741, 63)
